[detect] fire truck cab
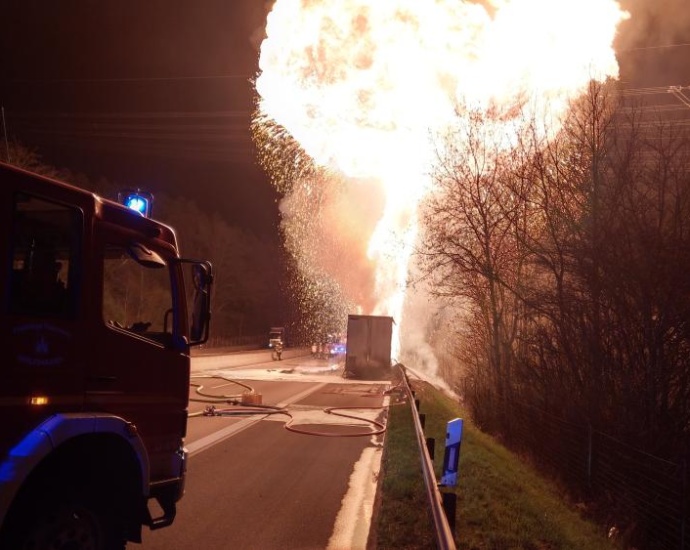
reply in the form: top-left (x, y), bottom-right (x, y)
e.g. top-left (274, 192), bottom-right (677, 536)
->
top-left (0, 162), bottom-right (212, 549)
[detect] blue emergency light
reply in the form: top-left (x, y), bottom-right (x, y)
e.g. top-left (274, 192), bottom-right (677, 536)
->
top-left (119, 190), bottom-right (154, 218)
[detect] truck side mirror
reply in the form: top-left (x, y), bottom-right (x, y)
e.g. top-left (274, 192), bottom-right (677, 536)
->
top-left (179, 260), bottom-right (213, 346)
top-left (191, 263), bottom-right (211, 343)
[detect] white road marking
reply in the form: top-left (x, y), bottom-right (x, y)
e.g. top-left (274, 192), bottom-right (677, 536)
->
top-left (186, 417), bottom-right (263, 456)
top-left (326, 445), bottom-right (384, 550)
top-left (327, 396), bottom-right (389, 550)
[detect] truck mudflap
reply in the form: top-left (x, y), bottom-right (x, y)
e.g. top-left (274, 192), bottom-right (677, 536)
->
top-left (145, 446), bottom-right (187, 530)
top-left (146, 480), bottom-right (179, 530)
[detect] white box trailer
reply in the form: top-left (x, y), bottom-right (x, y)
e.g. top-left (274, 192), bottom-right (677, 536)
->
top-left (344, 314), bottom-right (394, 379)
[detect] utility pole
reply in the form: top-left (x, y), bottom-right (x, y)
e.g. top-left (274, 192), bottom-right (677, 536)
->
top-left (669, 85), bottom-right (690, 109)
top-left (1, 106), bottom-right (10, 163)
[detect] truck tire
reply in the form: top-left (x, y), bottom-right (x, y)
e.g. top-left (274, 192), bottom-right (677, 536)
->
top-left (1, 482), bottom-right (127, 550)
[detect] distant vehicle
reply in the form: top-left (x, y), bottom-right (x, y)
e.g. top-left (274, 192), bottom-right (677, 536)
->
top-left (268, 326), bottom-right (286, 348)
top-left (321, 333), bottom-right (345, 357)
top-left (312, 334), bottom-right (345, 358)
top-left (344, 314), bottom-right (394, 379)
top-left (331, 341), bottom-right (347, 355)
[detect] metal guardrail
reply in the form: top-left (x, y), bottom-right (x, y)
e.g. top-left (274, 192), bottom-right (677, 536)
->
top-left (400, 364), bottom-right (457, 550)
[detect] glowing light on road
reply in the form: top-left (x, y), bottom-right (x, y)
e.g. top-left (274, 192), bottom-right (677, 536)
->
top-left (254, 0), bottom-right (628, 359)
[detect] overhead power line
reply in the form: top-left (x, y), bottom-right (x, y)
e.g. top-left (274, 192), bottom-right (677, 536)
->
top-left (622, 42), bottom-right (690, 52)
top-left (668, 86), bottom-right (690, 110)
top-left (5, 73), bottom-right (255, 85)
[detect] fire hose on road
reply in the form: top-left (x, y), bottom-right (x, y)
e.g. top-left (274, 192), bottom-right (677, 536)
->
top-left (188, 373), bottom-right (389, 437)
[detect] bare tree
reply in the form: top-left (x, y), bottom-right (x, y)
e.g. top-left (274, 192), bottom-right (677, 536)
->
top-left (420, 79), bottom-right (690, 542)
top-left (420, 107), bottom-right (532, 429)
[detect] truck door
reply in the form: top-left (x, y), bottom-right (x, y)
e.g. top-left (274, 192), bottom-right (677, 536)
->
top-left (88, 229), bottom-right (189, 480)
top-left (4, 191), bottom-right (84, 449)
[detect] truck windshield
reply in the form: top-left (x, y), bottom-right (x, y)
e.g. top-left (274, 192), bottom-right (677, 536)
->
top-left (102, 244), bottom-right (172, 342)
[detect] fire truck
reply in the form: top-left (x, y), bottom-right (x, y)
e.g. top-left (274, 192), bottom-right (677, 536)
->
top-left (0, 162), bottom-right (213, 549)
top-left (268, 326), bottom-right (286, 349)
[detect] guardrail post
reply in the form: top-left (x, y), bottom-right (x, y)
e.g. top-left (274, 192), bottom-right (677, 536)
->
top-left (419, 412), bottom-right (426, 430)
top-left (442, 491), bottom-right (457, 533)
top-left (426, 437), bottom-right (435, 460)
top-left (682, 458), bottom-right (687, 549)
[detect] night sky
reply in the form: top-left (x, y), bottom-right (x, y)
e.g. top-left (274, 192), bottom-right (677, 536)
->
top-left (0, 1), bottom-right (278, 238)
top-left (1, 0), bottom-right (689, 241)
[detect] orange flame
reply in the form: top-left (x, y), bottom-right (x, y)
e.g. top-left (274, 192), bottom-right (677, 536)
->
top-left (256, 0), bottom-right (629, 357)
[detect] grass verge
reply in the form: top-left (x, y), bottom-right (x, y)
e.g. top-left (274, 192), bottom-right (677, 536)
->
top-left (372, 378), bottom-right (616, 550)
top-left (371, 387), bottom-right (436, 549)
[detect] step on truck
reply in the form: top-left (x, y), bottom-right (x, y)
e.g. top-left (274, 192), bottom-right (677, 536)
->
top-left (0, 162), bottom-right (213, 549)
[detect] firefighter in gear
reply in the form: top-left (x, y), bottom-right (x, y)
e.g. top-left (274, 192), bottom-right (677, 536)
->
top-left (272, 340), bottom-right (284, 361)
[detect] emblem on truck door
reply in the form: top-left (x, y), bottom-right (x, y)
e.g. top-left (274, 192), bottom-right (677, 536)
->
top-left (12, 323), bottom-right (71, 367)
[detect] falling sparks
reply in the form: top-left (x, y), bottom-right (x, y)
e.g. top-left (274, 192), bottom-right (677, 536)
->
top-left (253, 0), bottom-right (629, 359)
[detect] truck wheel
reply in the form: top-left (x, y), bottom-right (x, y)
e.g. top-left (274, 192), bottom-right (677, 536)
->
top-left (3, 486), bottom-right (126, 550)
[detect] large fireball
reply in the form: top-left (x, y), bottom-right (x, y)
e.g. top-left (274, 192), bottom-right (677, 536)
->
top-left (254, 0), bottom-right (628, 360)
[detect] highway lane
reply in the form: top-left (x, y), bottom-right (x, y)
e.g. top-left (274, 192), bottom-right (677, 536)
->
top-left (136, 352), bottom-right (390, 550)
top-left (191, 346), bottom-right (311, 371)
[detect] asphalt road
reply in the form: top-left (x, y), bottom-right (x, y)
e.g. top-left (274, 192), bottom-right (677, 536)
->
top-left (135, 351), bottom-right (390, 550)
